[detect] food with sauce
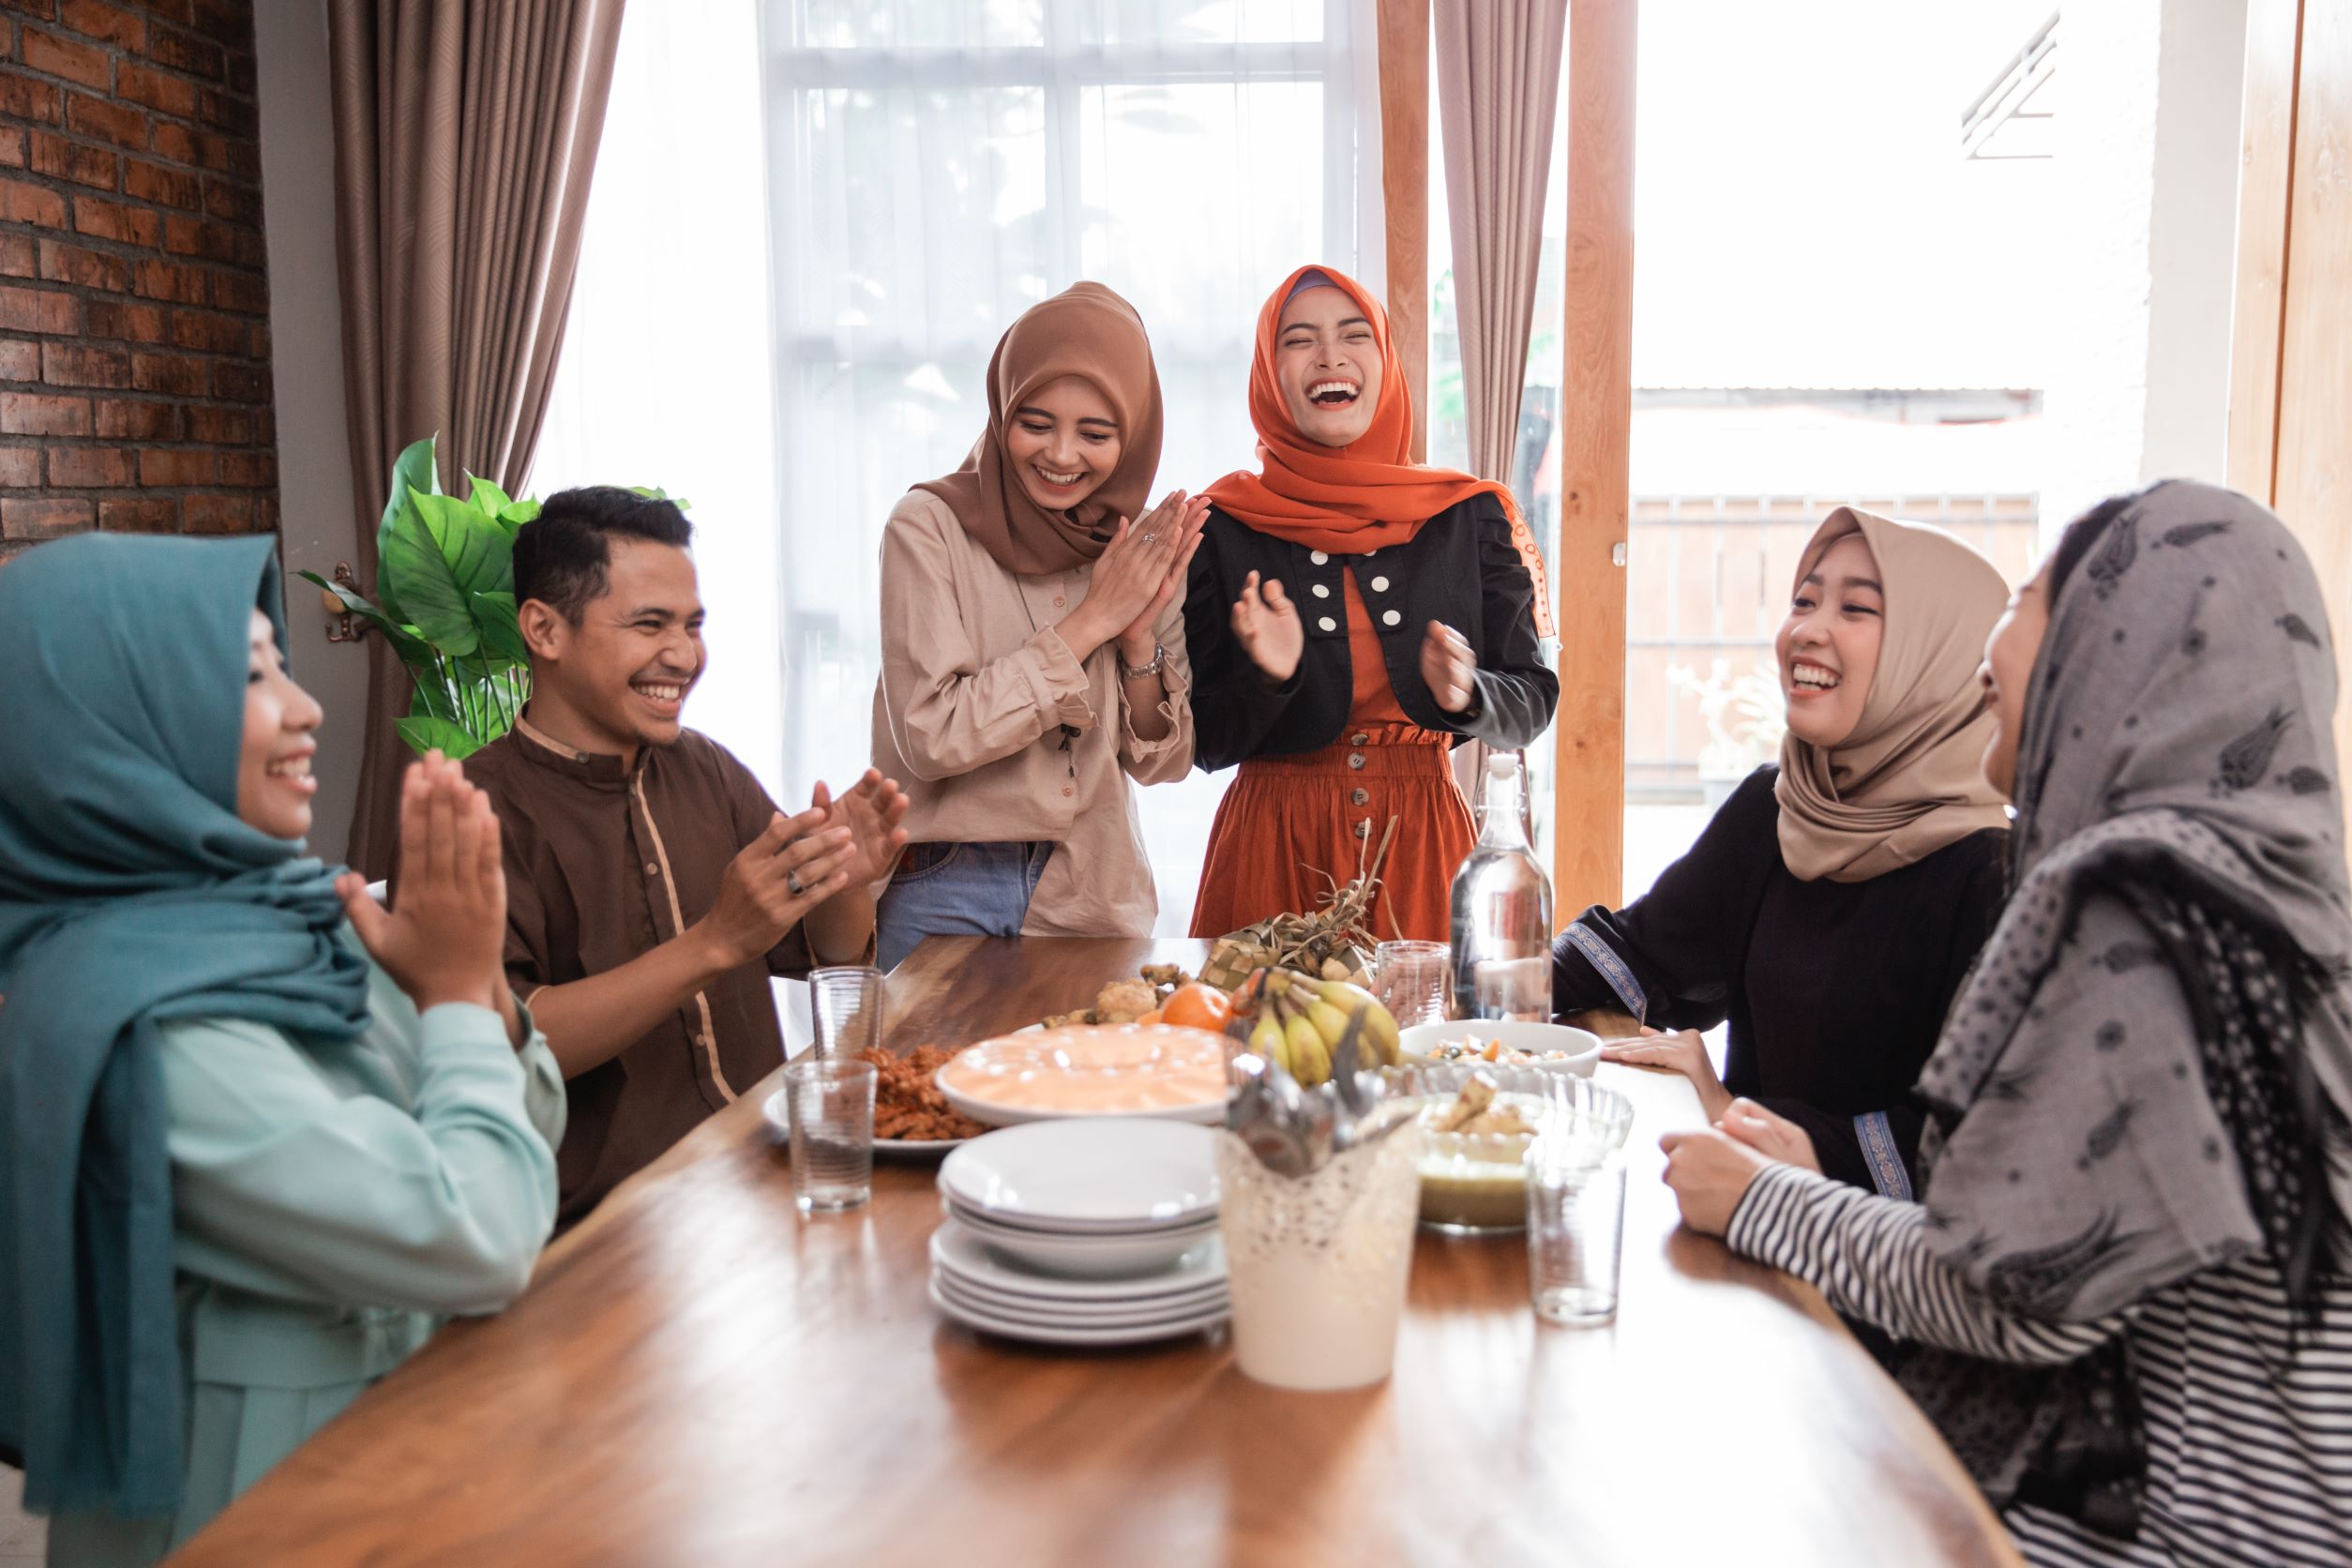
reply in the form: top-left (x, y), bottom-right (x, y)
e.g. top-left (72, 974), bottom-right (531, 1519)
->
top-left (1415, 1075), bottom-right (1544, 1232)
top-left (854, 1045), bottom-right (989, 1141)
top-left (937, 1023), bottom-right (1229, 1121)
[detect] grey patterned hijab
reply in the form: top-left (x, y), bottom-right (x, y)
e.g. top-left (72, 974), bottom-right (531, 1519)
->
top-left (1898, 480), bottom-right (2352, 1531)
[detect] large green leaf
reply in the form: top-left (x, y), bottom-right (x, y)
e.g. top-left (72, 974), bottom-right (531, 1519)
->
top-left (382, 489), bottom-right (516, 656)
top-left (296, 568), bottom-right (436, 667)
top-left (499, 499), bottom-right (540, 527)
top-left (470, 590), bottom-right (530, 666)
top-left (395, 714), bottom-right (483, 760)
top-left (628, 485), bottom-right (690, 511)
top-left (373, 437), bottom-right (441, 623)
top-left (467, 475), bottom-right (514, 515)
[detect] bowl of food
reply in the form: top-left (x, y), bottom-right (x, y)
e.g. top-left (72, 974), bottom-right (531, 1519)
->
top-left (1397, 1019), bottom-right (1601, 1077)
top-left (936, 1023), bottom-right (1230, 1127)
top-left (1410, 1077), bottom-right (1546, 1233)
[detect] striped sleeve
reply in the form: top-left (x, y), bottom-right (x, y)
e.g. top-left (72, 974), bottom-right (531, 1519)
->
top-left (1726, 1164), bottom-right (2124, 1365)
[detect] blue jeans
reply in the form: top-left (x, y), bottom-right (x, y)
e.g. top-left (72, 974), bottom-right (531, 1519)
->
top-left (875, 840), bottom-right (1055, 971)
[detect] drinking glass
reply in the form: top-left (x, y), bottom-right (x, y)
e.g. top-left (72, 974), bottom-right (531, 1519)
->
top-left (1471, 955), bottom-right (1551, 1022)
top-left (784, 1056), bottom-right (876, 1214)
top-left (1526, 1143), bottom-right (1625, 1326)
top-left (809, 966), bottom-right (883, 1058)
top-left (1373, 940), bottom-right (1450, 1026)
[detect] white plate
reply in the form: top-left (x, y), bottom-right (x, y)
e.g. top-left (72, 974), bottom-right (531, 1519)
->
top-left (927, 1277), bottom-right (1228, 1346)
top-left (944, 1203), bottom-right (1220, 1278)
top-left (939, 1120), bottom-right (1218, 1232)
top-left (761, 1090), bottom-right (972, 1157)
top-left (936, 1222), bottom-right (1232, 1306)
top-left (934, 1024), bottom-right (1229, 1128)
top-left (931, 1270), bottom-right (1226, 1328)
top-left (1397, 1020), bottom-right (1602, 1076)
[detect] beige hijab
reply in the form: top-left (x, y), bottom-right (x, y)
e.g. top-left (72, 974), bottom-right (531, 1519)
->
top-left (915, 281), bottom-right (1165, 577)
top-left (1774, 506), bottom-right (2012, 882)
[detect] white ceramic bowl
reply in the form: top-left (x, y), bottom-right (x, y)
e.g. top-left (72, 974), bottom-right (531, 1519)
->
top-left (937, 1119), bottom-right (1220, 1232)
top-left (1397, 1019), bottom-right (1602, 1076)
top-left (942, 1204), bottom-right (1222, 1278)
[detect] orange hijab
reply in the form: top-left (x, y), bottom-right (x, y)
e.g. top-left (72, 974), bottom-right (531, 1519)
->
top-left (1203, 264), bottom-right (1555, 635)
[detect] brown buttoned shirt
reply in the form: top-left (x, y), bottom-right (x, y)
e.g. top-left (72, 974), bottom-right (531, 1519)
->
top-left (467, 716), bottom-right (818, 1225)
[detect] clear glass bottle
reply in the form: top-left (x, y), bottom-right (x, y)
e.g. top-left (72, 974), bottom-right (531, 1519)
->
top-left (1448, 754), bottom-right (1556, 1020)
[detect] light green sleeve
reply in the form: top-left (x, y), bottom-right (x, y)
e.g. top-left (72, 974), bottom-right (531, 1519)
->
top-left (158, 1000), bottom-right (561, 1317)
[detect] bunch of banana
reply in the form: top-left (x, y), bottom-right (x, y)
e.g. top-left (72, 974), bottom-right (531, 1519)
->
top-left (1230, 967), bottom-right (1402, 1088)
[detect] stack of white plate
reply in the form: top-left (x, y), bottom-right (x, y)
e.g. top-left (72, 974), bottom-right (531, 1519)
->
top-left (930, 1119), bottom-right (1228, 1345)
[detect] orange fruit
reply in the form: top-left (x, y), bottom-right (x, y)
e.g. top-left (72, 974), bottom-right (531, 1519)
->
top-left (1162, 983), bottom-right (1234, 1033)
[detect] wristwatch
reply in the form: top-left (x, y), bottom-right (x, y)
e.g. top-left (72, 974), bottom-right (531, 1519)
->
top-left (1118, 640), bottom-right (1168, 681)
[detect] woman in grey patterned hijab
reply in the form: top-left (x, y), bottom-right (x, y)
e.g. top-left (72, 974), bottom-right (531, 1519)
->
top-left (1661, 479), bottom-right (2352, 1560)
top-left (1900, 478), bottom-right (2352, 1529)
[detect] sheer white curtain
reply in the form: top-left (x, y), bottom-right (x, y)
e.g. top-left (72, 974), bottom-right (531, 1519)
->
top-left (757, 0), bottom-right (1384, 929)
top-left (535, 0), bottom-right (790, 800)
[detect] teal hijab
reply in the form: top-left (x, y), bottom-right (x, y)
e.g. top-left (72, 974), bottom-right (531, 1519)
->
top-left (0, 534), bottom-right (370, 1516)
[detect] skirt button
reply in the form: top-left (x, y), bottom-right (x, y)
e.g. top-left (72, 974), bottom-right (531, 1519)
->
top-left (1350, 787), bottom-right (1369, 807)
top-left (1352, 820), bottom-right (1371, 839)
top-left (1347, 752), bottom-right (1366, 770)
top-left (1350, 731), bottom-right (1370, 745)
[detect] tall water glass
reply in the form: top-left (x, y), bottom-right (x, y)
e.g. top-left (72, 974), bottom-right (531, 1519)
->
top-left (785, 1057), bottom-right (875, 1214)
top-left (1526, 1143), bottom-right (1625, 1326)
top-left (810, 966), bottom-right (883, 1058)
top-left (1372, 940), bottom-right (1450, 1026)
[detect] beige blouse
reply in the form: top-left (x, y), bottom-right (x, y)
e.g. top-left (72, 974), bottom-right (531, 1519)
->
top-left (873, 489), bottom-right (1195, 938)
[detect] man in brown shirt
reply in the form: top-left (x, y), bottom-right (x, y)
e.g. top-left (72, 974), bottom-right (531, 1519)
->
top-left (467, 487), bottom-right (907, 1223)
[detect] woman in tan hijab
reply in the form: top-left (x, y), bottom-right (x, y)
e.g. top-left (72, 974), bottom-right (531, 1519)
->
top-left (871, 282), bottom-right (1208, 970)
top-left (1553, 507), bottom-right (2012, 1198)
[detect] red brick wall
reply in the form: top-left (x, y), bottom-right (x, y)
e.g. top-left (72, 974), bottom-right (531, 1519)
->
top-left (0, 0), bottom-right (275, 560)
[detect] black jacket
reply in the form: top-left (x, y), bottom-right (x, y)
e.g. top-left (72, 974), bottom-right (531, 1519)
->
top-left (1184, 494), bottom-right (1559, 771)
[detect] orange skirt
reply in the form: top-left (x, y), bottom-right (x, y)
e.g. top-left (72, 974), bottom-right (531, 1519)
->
top-left (1190, 723), bottom-right (1474, 943)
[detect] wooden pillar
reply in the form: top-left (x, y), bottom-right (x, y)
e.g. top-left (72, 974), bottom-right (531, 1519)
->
top-left (1553, 0), bottom-right (1637, 913)
top-left (2231, 0), bottom-right (2352, 859)
top-left (1377, 0), bottom-right (1430, 461)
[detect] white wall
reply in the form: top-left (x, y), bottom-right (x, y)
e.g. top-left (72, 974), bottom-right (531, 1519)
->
top-left (253, 0), bottom-right (368, 865)
top-left (2043, 0), bottom-right (2249, 533)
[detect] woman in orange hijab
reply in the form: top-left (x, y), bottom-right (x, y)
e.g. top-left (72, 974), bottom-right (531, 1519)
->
top-left (1184, 265), bottom-right (1559, 941)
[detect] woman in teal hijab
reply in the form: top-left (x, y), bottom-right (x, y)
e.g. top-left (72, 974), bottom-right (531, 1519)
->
top-left (0, 533), bottom-right (565, 1564)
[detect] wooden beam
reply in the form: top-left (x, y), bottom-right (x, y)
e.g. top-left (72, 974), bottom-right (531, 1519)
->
top-left (1377, 0), bottom-right (1430, 461)
top-left (2225, 0), bottom-right (2305, 504)
top-left (2268, 0), bottom-right (2352, 860)
top-left (1553, 0), bottom-right (1636, 913)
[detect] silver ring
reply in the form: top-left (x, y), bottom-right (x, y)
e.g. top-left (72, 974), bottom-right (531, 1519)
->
top-left (786, 868), bottom-right (807, 897)
top-left (1139, 532), bottom-right (1155, 544)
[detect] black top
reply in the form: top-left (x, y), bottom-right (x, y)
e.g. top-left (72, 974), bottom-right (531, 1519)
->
top-left (1551, 766), bottom-right (2008, 1196)
top-left (1182, 494), bottom-right (1559, 771)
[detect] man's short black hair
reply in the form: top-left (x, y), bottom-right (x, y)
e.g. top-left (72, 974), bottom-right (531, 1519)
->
top-left (513, 487), bottom-right (693, 624)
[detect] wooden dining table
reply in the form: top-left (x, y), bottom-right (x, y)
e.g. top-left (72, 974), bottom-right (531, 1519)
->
top-left (175, 937), bottom-right (2020, 1567)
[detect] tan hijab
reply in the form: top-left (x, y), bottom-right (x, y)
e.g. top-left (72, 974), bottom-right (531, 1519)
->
top-left (915, 281), bottom-right (1165, 577)
top-left (1774, 507), bottom-right (2011, 882)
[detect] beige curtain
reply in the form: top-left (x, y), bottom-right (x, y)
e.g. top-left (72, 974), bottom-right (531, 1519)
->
top-left (1436, 0), bottom-right (1568, 827)
top-left (328, 0), bottom-right (626, 874)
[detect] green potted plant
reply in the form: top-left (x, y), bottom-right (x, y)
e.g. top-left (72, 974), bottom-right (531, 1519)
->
top-left (302, 435), bottom-right (679, 760)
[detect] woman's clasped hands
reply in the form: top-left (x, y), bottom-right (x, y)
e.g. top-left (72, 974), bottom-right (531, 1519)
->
top-left (1660, 1096), bottom-right (1821, 1237)
top-left (1063, 490), bottom-right (1210, 665)
top-left (334, 750), bottom-right (521, 1042)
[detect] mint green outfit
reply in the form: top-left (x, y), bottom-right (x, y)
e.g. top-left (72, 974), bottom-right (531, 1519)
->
top-left (45, 948), bottom-right (565, 1565)
top-left (0, 535), bottom-right (564, 1568)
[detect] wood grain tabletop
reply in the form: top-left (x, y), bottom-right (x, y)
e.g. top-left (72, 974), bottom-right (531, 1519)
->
top-left (173, 937), bottom-right (2020, 1568)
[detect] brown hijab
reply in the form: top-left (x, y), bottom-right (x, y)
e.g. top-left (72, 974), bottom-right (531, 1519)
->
top-left (916, 281), bottom-right (1165, 576)
top-left (1774, 506), bottom-right (2012, 882)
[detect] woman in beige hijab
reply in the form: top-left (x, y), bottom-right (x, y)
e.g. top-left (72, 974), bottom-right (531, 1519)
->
top-left (872, 282), bottom-right (1208, 970)
top-left (1553, 507), bottom-right (2011, 1198)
